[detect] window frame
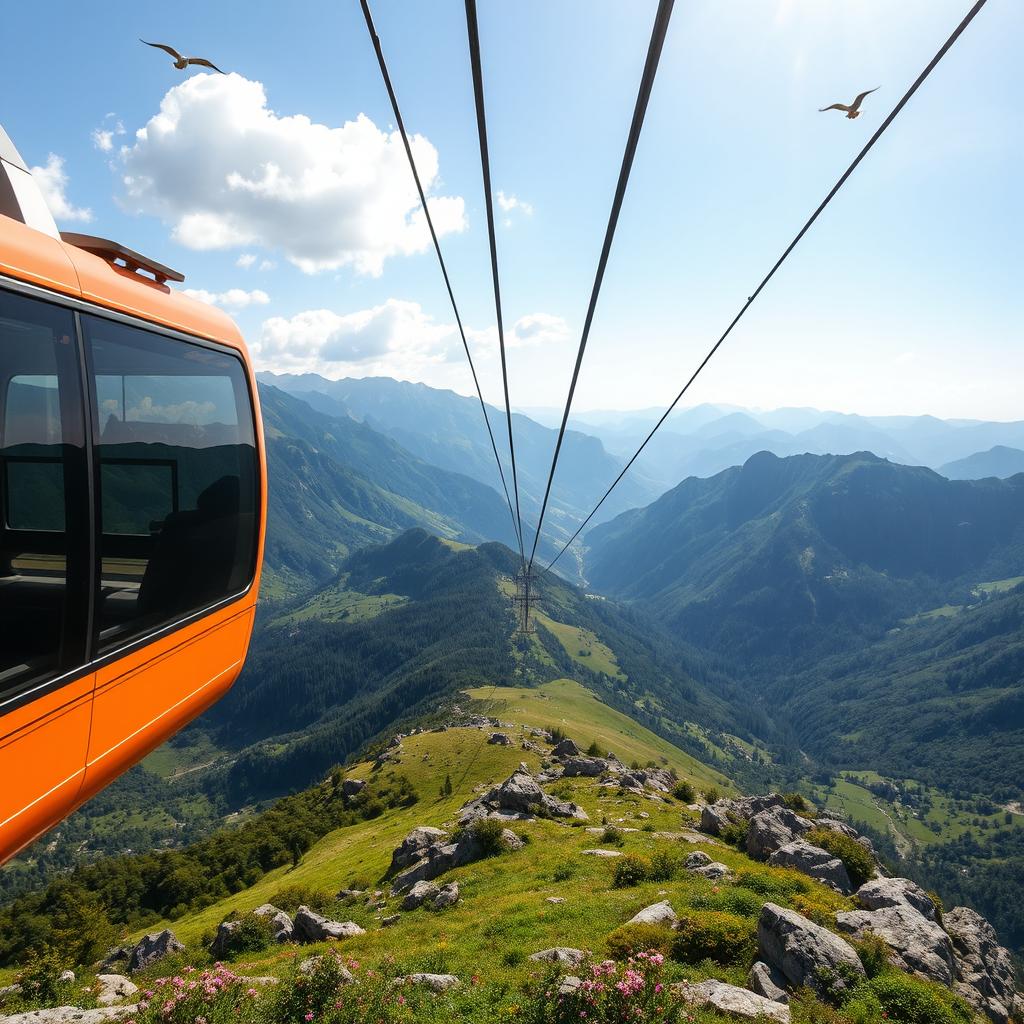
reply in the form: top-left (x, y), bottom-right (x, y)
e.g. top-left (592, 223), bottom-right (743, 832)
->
top-left (0, 273), bottom-right (261, 721)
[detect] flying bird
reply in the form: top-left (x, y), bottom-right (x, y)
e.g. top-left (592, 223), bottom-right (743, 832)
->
top-left (819, 87), bottom-right (879, 119)
top-left (140, 39), bottom-right (225, 73)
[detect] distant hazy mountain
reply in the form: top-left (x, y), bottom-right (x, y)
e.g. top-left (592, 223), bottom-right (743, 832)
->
top-left (940, 445), bottom-right (1024, 480)
top-left (259, 373), bottom-right (662, 548)
top-left (586, 450), bottom-right (1024, 663)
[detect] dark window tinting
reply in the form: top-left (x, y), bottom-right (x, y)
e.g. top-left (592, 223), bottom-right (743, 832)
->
top-left (82, 316), bottom-right (258, 653)
top-left (0, 291), bottom-right (88, 699)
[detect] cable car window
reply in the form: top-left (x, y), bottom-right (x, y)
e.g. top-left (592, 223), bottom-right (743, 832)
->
top-left (82, 316), bottom-right (258, 654)
top-left (0, 291), bottom-right (88, 699)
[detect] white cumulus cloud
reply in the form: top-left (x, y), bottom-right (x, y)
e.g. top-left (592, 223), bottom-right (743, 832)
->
top-left (30, 154), bottom-right (92, 223)
top-left (235, 253), bottom-right (257, 269)
top-left (119, 73), bottom-right (466, 276)
top-left (92, 117), bottom-right (125, 152)
top-left (182, 287), bottom-right (270, 310)
top-left (469, 312), bottom-right (570, 350)
top-left (496, 190), bottom-right (533, 227)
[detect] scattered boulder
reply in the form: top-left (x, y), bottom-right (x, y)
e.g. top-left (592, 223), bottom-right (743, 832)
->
top-left (768, 840), bottom-right (852, 894)
top-left (745, 808), bottom-right (813, 861)
top-left (390, 825), bottom-right (524, 891)
top-left (627, 901), bottom-right (678, 927)
top-left (97, 948), bottom-right (130, 973)
top-left (297, 956), bottom-right (355, 983)
top-left (253, 904), bottom-right (294, 943)
top-left (945, 906), bottom-right (1020, 1024)
top-left (675, 980), bottom-right (791, 1022)
top-left (546, 897), bottom-right (566, 904)
top-left (685, 851), bottom-right (712, 869)
top-left (58, 974), bottom-right (75, 985)
top-left (402, 881), bottom-right (440, 911)
top-left (487, 732), bottom-right (512, 745)
top-left (126, 930), bottom-right (184, 973)
top-left (0, 1009), bottom-right (136, 1024)
top-left (836, 885), bottom-right (955, 986)
top-left (209, 920), bottom-right (241, 959)
top-left (432, 882), bottom-right (460, 910)
top-left (381, 915), bottom-right (400, 928)
top-left (341, 778), bottom-right (366, 798)
top-left (758, 903), bottom-right (864, 999)
top-left (389, 827), bottom-right (448, 875)
top-left (396, 974), bottom-right (460, 992)
top-left (293, 906), bottom-right (365, 942)
top-left (558, 976), bottom-right (583, 996)
top-left (458, 769), bottom-right (588, 824)
top-left (748, 961), bottom-right (789, 1003)
top-left (580, 849), bottom-right (623, 857)
top-left (561, 757), bottom-right (610, 778)
top-left (701, 794), bottom-right (786, 836)
top-left (551, 738), bottom-right (581, 757)
top-left (93, 976), bottom-right (138, 1008)
top-left (692, 861), bottom-right (731, 881)
top-left (528, 948), bottom-right (587, 968)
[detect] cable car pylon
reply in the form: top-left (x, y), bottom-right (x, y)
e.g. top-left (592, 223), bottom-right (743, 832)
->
top-left (513, 566), bottom-right (537, 636)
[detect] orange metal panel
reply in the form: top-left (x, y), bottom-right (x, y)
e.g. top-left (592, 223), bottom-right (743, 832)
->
top-left (0, 674), bottom-right (93, 863)
top-left (0, 216), bottom-right (80, 298)
top-left (82, 603), bottom-right (255, 800)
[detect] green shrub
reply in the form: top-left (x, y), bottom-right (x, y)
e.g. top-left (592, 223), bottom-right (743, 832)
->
top-left (552, 862), bottom-right (576, 883)
top-left (688, 885), bottom-right (763, 918)
top-left (842, 972), bottom-right (974, 1023)
top-left (701, 786), bottom-right (721, 804)
top-left (606, 922), bottom-right (674, 959)
top-left (13, 951), bottom-right (79, 1010)
top-left (720, 819), bottom-right (750, 848)
top-left (468, 817), bottom-right (509, 857)
top-left (673, 781), bottom-right (696, 803)
top-left (648, 847), bottom-right (682, 882)
top-left (587, 740), bottom-right (603, 757)
top-left (926, 890), bottom-right (944, 926)
top-left (502, 948), bottom-right (525, 967)
top-left (612, 854), bottom-right (652, 888)
top-left (783, 792), bottom-right (811, 812)
top-left (218, 912), bottom-right (276, 956)
top-left (854, 932), bottom-right (892, 979)
top-left (547, 726), bottom-right (567, 744)
top-left (266, 884), bottom-right (334, 913)
top-left (734, 867), bottom-right (809, 901)
top-left (671, 910), bottom-right (756, 967)
top-left (601, 826), bottom-right (625, 846)
top-left (807, 828), bottom-right (875, 889)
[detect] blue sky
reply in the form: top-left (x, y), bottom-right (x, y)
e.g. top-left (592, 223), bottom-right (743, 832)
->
top-left (3, 0), bottom-right (1021, 419)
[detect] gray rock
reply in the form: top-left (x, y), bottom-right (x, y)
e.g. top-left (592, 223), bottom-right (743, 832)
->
top-left (627, 901), bottom-right (678, 927)
top-left (768, 840), bottom-right (852, 893)
top-left (558, 976), bottom-right (583, 996)
top-left (57, 973), bottom-right (75, 985)
top-left (855, 877), bottom-right (935, 920)
top-left (561, 757), bottom-right (610, 778)
top-left (487, 732), bottom-right (512, 745)
top-left (580, 848), bottom-right (623, 857)
top-left (685, 851), bottom-right (713, 869)
top-left (945, 906), bottom-right (1019, 1024)
top-left (209, 920), bottom-right (241, 959)
top-left (402, 881), bottom-right (440, 910)
top-left (746, 808), bottom-right (813, 861)
top-left (836, 904), bottom-right (955, 986)
top-left (0, 1009), bottom-right (136, 1024)
top-left (545, 897), bottom-right (566, 904)
top-left (126, 930), bottom-right (184, 973)
top-left (93, 977), bottom-right (138, 1008)
top-left (397, 974), bottom-right (460, 992)
top-left (389, 827), bottom-right (448, 875)
top-left (292, 906), bottom-right (365, 942)
top-left (96, 948), bottom-right (130, 973)
top-left (253, 903), bottom-right (295, 943)
top-left (381, 915), bottom-right (400, 928)
top-left (297, 956), bottom-right (355, 983)
top-left (674, 980), bottom-right (791, 1022)
top-left (693, 861), bottom-right (731, 880)
top-left (432, 882), bottom-right (460, 910)
top-left (551, 738), bottom-right (581, 757)
top-left (528, 948), bottom-right (587, 968)
top-left (701, 795), bottom-right (787, 836)
top-left (748, 961), bottom-right (789, 1003)
top-left (341, 778), bottom-right (366, 798)
top-left (391, 826), bottom-right (524, 891)
top-left (758, 902), bottom-right (865, 998)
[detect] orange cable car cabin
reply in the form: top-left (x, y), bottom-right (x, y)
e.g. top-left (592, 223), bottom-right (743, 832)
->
top-left (0, 123), bottom-right (267, 864)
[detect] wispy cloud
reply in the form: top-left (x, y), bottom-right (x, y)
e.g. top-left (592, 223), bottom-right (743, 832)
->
top-left (30, 154), bottom-right (92, 223)
top-left (182, 287), bottom-right (270, 310)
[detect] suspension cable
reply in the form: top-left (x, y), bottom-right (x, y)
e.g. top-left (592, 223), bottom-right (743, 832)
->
top-left (528, 0), bottom-right (675, 570)
top-left (543, 0), bottom-right (988, 575)
top-left (359, 0), bottom-right (523, 555)
top-left (464, 0), bottom-right (526, 566)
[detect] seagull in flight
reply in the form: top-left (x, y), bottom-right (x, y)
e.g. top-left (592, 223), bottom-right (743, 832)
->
top-left (140, 39), bottom-right (225, 74)
top-left (819, 88), bottom-right (879, 119)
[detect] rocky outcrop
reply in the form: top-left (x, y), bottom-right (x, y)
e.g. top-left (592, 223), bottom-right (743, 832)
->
top-left (457, 769), bottom-right (587, 824)
top-left (297, 955), bottom-right (355, 983)
top-left (674, 980), bottom-right (791, 1022)
top-left (700, 795), bottom-right (786, 836)
top-left (292, 907), bottom-right (366, 942)
top-left (768, 840), bottom-right (852, 893)
top-left (92, 977), bottom-right (137, 1008)
top-left (126, 930), bottom-right (184, 973)
top-left (210, 921), bottom-right (241, 959)
top-left (836, 879), bottom-right (955, 986)
top-left (388, 826), bottom-right (448, 876)
top-left (626, 901), bottom-right (678, 927)
top-left (253, 904), bottom-right (294, 943)
top-left (390, 823), bottom-right (524, 891)
top-left (341, 778), bottom-right (366, 798)
top-left (0, 1009), bottom-right (136, 1024)
top-left (945, 907), bottom-right (1020, 1024)
top-left (402, 881), bottom-right (440, 911)
top-left (432, 882), bottom-right (460, 910)
top-left (550, 738), bottom-right (581, 758)
top-left (757, 903), bottom-right (865, 999)
top-left (685, 851), bottom-right (712, 869)
top-left (745, 807), bottom-right (813, 861)
top-left (748, 961), bottom-right (789, 1003)
top-left (560, 757), bottom-right (610, 778)
top-left (395, 974), bottom-right (460, 992)
top-left (487, 733), bottom-right (512, 745)
top-left (692, 861), bottom-right (731, 880)
top-left (528, 948), bottom-right (587, 968)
